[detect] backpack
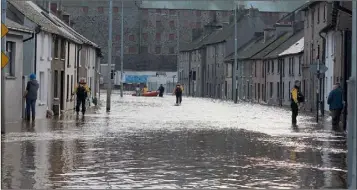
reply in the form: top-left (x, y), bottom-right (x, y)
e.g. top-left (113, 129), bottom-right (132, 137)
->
top-left (77, 85), bottom-right (87, 98)
top-left (175, 87), bottom-right (182, 94)
top-left (297, 91), bottom-right (305, 103)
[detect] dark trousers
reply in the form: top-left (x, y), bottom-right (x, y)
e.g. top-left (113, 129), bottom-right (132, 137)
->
top-left (76, 98), bottom-right (86, 114)
top-left (25, 98), bottom-right (36, 120)
top-left (331, 109), bottom-right (342, 127)
top-left (176, 94), bottom-right (182, 104)
top-left (291, 102), bottom-right (299, 124)
top-left (159, 92), bottom-right (163, 97)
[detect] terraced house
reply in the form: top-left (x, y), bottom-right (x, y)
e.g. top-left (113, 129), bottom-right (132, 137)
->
top-left (179, 7), bottom-right (285, 98)
top-left (5, 0), bottom-right (102, 122)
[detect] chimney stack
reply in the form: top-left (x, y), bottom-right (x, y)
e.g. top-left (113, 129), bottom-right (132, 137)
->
top-left (263, 28), bottom-right (275, 43)
top-left (50, 2), bottom-right (57, 14)
top-left (62, 14), bottom-right (70, 25)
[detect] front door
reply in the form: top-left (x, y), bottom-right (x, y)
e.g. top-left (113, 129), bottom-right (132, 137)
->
top-left (60, 71), bottom-right (65, 110)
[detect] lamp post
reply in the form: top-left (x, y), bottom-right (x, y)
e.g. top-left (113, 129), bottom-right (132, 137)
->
top-left (120, 0), bottom-right (124, 97)
top-left (106, 0), bottom-right (113, 111)
top-left (232, 1), bottom-right (238, 103)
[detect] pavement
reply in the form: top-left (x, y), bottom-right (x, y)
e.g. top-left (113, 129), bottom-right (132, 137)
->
top-left (1, 92), bottom-right (347, 189)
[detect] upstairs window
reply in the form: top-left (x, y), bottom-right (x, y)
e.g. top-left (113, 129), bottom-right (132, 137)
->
top-left (97, 7), bottom-right (104, 13)
top-left (82, 6), bottom-right (88, 14)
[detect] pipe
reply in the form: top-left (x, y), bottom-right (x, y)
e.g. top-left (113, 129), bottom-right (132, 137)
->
top-left (77, 45), bottom-right (82, 83)
top-left (23, 33), bottom-right (34, 42)
top-left (34, 26), bottom-right (41, 74)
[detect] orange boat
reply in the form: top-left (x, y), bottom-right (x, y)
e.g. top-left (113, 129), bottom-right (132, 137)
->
top-left (132, 91), bottom-right (159, 97)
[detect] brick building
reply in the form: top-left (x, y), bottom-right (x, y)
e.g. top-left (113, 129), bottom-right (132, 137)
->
top-left (36, 0), bottom-right (232, 74)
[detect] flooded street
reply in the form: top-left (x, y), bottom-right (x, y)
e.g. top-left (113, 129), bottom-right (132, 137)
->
top-left (1, 93), bottom-right (347, 189)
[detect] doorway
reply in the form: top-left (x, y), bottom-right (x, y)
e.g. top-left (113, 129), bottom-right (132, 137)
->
top-left (60, 71), bottom-right (65, 110)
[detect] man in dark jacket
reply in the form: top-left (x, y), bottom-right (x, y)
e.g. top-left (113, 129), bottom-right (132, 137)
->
top-left (158, 84), bottom-right (165, 97)
top-left (327, 83), bottom-right (344, 127)
top-left (23, 73), bottom-right (39, 121)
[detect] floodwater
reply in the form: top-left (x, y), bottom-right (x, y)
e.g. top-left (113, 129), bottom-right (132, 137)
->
top-left (1, 93), bottom-right (347, 189)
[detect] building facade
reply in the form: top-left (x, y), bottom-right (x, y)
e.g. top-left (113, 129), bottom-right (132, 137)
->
top-left (3, 19), bottom-right (33, 123)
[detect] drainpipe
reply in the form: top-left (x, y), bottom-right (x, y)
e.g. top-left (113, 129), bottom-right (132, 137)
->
top-left (23, 33), bottom-right (35, 42)
top-left (343, 30), bottom-right (350, 132)
top-left (34, 27), bottom-right (41, 73)
top-left (77, 45), bottom-right (82, 83)
top-left (279, 59), bottom-right (283, 106)
top-left (188, 51), bottom-right (192, 96)
top-left (214, 45), bottom-right (217, 98)
top-left (319, 26), bottom-right (329, 117)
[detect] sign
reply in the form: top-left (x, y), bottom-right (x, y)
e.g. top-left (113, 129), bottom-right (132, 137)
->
top-left (1, 23), bottom-right (8, 38)
top-left (125, 75), bottom-right (149, 83)
top-left (1, 52), bottom-right (8, 69)
top-left (309, 63), bottom-right (328, 74)
top-left (1, 23), bottom-right (8, 69)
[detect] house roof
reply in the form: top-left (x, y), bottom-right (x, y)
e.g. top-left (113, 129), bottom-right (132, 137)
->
top-left (8, 0), bottom-right (82, 44)
top-left (300, 1), bottom-right (321, 11)
top-left (250, 31), bottom-right (292, 59)
top-left (224, 34), bottom-right (264, 61)
top-left (48, 13), bottom-right (99, 48)
top-left (179, 29), bottom-right (222, 52)
top-left (264, 29), bottom-right (304, 59)
top-left (6, 18), bottom-right (32, 33)
top-left (279, 37), bottom-right (304, 57)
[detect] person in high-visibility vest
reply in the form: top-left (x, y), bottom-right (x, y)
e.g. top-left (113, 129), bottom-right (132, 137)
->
top-left (71, 78), bottom-right (90, 115)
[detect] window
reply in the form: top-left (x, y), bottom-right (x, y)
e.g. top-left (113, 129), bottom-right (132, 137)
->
top-left (169, 20), bottom-right (175, 28)
top-left (142, 20), bottom-right (148, 27)
top-left (54, 70), bottom-right (58, 97)
top-left (299, 55), bottom-right (302, 75)
top-left (129, 46), bottom-right (136, 53)
top-left (267, 61), bottom-right (270, 73)
top-left (291, 57), bottom-right (295, 75)
top-left (97, 7), bottom-right (104, 13)
top-left (306, 11), bottom-right (309, 27)
top-left (317, 44), bottom-right (320, 60)
top-left (323, 4), bottom-right (326, 21)
top-left (288, 57), bottom-right (291, 75)
top-left (54, 38), bottom-right (59, 58)
top-left (270, 82), bottom-right (273, 98)
top-left (282, 59), bottom-right (285, 77)
top-left (142, 9), bottom-right (148, 15)
top-left (196, 10), bottom-right (201, 17)
top-left (4, 41), bottom-right (15, 76)
top-left (71, 75), bottom-right (73, 97)
top-left (156, 20), bottom-right (162, 28)
top-left (169, 47), bottom-right (175, 54)
top-left (317, 6), bottom-right (320, 24)
top-left (140, 46), bottom-right (148, 53)
top-left (169, 33), bottom-right (175, 40)
top-left (196, 22), bottom-right (201, 28)
top-left (155, 46), bottom-right (161, 54)
top-left (288, 81), bottom-right (291, 98)
top-left (66, 75), bottom-right (69, 100)
top-left (255, 83), bottom-right (257, 100)
top-left (142, 33), bottom-right (148, 41)
top-left (277, 82), bottom-right (280, 98)
top-left (60, 39), bottom-right (66, 59)
top-left (113, 7), bottom-right (119, 13)
top-left (67, 42), bottom-right (70, 67)
top-left (116, 35), bottom-right (120, 41)
top-left (156, 9), bottom-right (161, 14)
top-left (272, 60), bottom-right (275, 73)
top-left (311, 9), bottom-right (314, 27)
top-left (156, 33), bottom-right (161, 40)
top-left (39, 72), bottom-right (44, 101)
top-left (258, 83), bottom-right (260, 100)
top-left (82, 6), bottom-right (88, 14)
top-left (129, 34), bottom-right (135, 41)
top-left (282, 82), bottom-right (285, 100)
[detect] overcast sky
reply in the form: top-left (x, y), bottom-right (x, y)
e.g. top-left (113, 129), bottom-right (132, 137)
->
top-left (140, 1), bottom-right (307, 12)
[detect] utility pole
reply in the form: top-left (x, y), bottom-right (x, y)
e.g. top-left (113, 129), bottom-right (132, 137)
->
top-left (348, 2), bottom-right (357, 188)
top-left (232, 1), bottom-right (237, 103)
top-left (1, 0), bottom-right (7, 133)
top-left (316, 61), bottom-right (320, 123)
top-left (120, 0), bottom-right (124, 97)
top-left (106, 0), bottom-right (113, 111)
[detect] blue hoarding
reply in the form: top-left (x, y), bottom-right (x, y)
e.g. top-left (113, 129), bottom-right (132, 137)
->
top-left (125, 75), bottom-right (149, 83)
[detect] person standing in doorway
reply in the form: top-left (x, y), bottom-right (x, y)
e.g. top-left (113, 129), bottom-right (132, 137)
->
top-left (71, 78), bottom-right (90, 116)
top-left (158, 84), bottom-right (165, 97)
top-left (290, 80), bottom-right (304, 125)
top-left (327, 83), bottom-right (344, 128)
top-left (23, 73), bottom-right (39, 121)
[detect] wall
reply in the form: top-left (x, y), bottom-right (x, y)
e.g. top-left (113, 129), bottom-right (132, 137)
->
top-left (303, 2), bottom-right (332, 111)
top-left (4, 33), bottom-right (24, 123)
top-left (64, 41), bottom-right (77, 110)
top-left (35, 31), bottom-right (52, 118)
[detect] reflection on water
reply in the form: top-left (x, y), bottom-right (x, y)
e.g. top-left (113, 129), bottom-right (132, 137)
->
top-left (1, 95), bottom-right (347, 189)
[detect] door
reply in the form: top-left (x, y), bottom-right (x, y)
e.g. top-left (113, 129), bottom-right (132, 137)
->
top-left (60, 71), bottom-right (65, 110)
top-left (225, 81), bottom-right (227, 98)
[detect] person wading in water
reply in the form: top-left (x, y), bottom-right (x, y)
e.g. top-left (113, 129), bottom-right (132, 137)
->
top-left (71, 78), bottom-right (90, 116)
